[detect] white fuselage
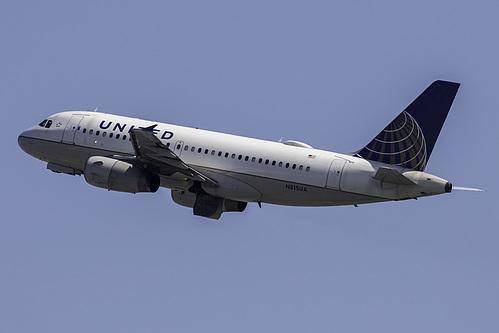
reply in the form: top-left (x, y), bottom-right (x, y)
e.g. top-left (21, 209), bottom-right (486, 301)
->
top-left (18, 111), bottom-right (451, 207)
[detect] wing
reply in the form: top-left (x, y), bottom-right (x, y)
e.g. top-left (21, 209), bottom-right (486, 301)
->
top-left (129, 126), bottom-right (217, 185)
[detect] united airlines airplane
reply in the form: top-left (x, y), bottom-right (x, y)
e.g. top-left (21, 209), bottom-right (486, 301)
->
top-left (18, 80), bottom-right (478, 219)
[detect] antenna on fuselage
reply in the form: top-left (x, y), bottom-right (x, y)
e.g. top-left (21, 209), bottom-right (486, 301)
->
top-left (93, 107), bottom-right (99, 112)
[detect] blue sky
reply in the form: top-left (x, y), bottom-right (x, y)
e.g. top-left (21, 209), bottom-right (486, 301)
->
top-left (2, 1), bottom-right (498, 332)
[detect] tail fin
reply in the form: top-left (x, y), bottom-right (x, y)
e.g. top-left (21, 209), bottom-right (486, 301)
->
top-left (354, 80), bottom-right (460, 171)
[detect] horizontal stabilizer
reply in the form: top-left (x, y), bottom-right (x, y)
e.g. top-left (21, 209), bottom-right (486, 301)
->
top-left (373, 167), bottom-right (416, 185)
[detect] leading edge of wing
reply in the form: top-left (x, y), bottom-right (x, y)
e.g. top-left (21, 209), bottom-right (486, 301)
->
top-left (129, 127), bottom-right (217, 185)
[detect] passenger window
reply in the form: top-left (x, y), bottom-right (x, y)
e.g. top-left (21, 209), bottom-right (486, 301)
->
top-left (45, 120), bottom-right (52, 128)
top-left (238, 155), bottom-right (242, 160)
top-left (299, 165), bottom-right (303, 170)
top-left (211, 150), bottom-right (216, 155)
top-left (83, 128), bottom-right (87, 133)
top-left (225, 152), bottom-right (229, 158)
top-left (198, 148), bottom-right (202, 153)
top-left (272, 161), bottom-right (276, 166)
top-left (265, 159), bottom-right (269, 165)
top-left (192, 147), bottom-right (196, 152)
top-left (96, 130), bottom-right (100, 135)
top-left (204, 149), bottom-right (209, 154)
top-left (231, 153), bottom-right (236, 159)
top-left (306, 166), bottom-right (310, 172)
top-left (292, 164), bottom-right (296, 169)
top-left (258, 158), bottom-right (262, 163)
top-left (285, 163), bottom-right (290, 168)
top-left (245, 156), bottom-right (249, 161)
top-left (278, 162), bottom-right (283, 167)
top-left (102, 132), bottom-right (106, 137)
top-left (184, 146), bottom-right (189, 151)
top-left (39, 120), bottom-right (48, 127)
top-left (123, 135), bottom-right (127, 140)
top-left (116, 134), bottom-right (120, 139)
top-left (109, 133), bottom-right (113, 138)
top-left (218, 151), bottom-right (222, 156)
top-left (251, 157), bottom-right (256, 162)
top-left (89, 129), bottom-right (94, 134)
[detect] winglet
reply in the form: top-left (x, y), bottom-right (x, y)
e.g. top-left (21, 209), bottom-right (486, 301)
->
top-left (140, 124), bottom-right (158, 131)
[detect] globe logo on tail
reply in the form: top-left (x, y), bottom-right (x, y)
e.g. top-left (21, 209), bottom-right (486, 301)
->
top-left (356, 111), bottom-right (427, 171)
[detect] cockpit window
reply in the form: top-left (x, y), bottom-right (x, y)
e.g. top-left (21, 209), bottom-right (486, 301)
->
top-left (45, 120), bottom-right (52, 128)
top-left (39, 119), bottom-right (48, 127)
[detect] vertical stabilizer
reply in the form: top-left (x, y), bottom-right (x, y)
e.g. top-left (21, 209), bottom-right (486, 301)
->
top-left (354, 80), bottom-right (460, 171)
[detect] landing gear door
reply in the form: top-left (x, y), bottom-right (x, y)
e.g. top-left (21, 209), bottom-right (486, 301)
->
top-left (62, 115), bottom-right (84, 144)
top-left (326, 159), bottom-right (347, 190)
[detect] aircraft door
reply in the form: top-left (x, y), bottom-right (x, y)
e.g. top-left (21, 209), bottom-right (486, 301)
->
top-left (62, 115), bottom-right (84, 144)
top-left (326, 159), bottom-right (347, 190)
top-left (173, 140), bottom-right (184, 156)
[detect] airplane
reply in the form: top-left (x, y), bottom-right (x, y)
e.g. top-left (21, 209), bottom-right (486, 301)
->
top-left (18, 80), bottom-right (480, 219)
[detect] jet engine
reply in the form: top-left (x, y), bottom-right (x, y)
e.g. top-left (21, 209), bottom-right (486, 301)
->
top-left (171, 189), bottom-right (197, 208)
top-left (84, 156), bottom-right (160, 193)
top-left (171, 189), bottom-right (247, 220)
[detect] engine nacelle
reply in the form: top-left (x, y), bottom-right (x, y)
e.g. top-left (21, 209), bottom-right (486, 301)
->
top-left (84, 156), bottom-right (160, 193)
top-left (171, 189), bottom-right (197, 208)
top-left (171, 189), bottom-right (248, 219)
top-left (223, 199), bottom-right (247, 212)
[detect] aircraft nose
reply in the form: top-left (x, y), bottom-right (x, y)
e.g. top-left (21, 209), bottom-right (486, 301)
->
top-left (18, 127), bottom-right (39, 156)
top-left (18, 131), bottom-right (32, 154)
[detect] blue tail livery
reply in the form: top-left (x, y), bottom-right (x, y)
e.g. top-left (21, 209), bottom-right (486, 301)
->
top-left (354, 80), bottom-right (460, 171)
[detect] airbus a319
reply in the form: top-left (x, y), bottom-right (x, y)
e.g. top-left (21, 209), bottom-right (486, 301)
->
top-left (18, 80), bottom-right (479, 219)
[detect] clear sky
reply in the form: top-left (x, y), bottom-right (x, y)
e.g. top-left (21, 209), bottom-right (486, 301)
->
top-left (2, 1), bottom-right (498, 332)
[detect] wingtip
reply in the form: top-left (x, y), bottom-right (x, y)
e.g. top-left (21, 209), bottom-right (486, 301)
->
top-left (141, 124), bottom-right (159, 131)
